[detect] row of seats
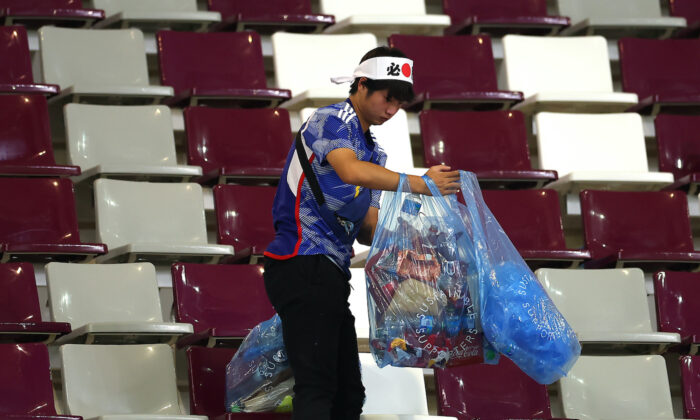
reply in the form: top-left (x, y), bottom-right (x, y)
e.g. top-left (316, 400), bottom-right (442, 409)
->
top-left (11, 93), bottom-right (700, 194)
top-left (4, 175), bottom-right (700, 270)
top-left (2, 261), bottom-right (699, 355)
top-left (4, 0), bottom-right (700, 40)
top-left (3, 24), bottom-right (700, 114)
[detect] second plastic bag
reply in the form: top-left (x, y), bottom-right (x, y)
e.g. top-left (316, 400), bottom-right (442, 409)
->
top-left (365, 174), bottom-right (483, 369)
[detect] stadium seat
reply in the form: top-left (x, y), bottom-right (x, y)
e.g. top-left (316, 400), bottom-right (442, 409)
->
top-left (46, 262), bottom-right (193, 345)
top-left (0, 0), bottom-right (103, 28)
top-left (580, 189), bottom-right (700, 270)
top-left (60, 344), bottom-right (207, 419)
top-left (157, 30), bottom-right (290, 107)
top-left (434, 357), bottom-right (552, 419)
top-left (0, 95), bottom-right (80, 177)
top-left (619, 38), bottom-right (700, 115)
top-left (671, 0), bottom-right (700, 38)
top-left (359, 353), bottom-right (455, 418)
top-left (0, 263), bottom-right (70, 343)
top-left (91, 0), bottom-right (221, 31)
top-left (443, 0), bottom-right (570, 36)
top-left (535, 112), bottom-right (673, 194)
top-left (65, 103), bottom-right (201, 183)
top-left (420, 110), bottom-right (556, 188)
top-left (93, 179), bottom-right (234, 263)
top-left (654, 271), bottom-right (700, 354)
top-left (387, 35), bottom-right (523, 111)
top-left (213, 184), bottom-right (276, 262)
top-left (38, 27), bottom-right (173, 105)
top-left (560, 355), bottom-right (675, 419)
top-left (536, 268), bottom-right (680, 353)
top-left (500, 35), bottom-right (638, 114)
top-left (172, 263), bottom-right (275, 348)
top-left (0, 343), bottom-right (81, 419)
top-left (655, 114), bottom-right (700, 194)
top-left (0, 178), bottom-right (107, 263)
top-left (481, 189), bottom-right (590, 268)
top-left (320, 0), bottom-right (450, 37)
top-left (0, 26), bottom-right (58, 96)
top-left (681, 355), bottom-right (700, 419)
top-left (207, 0), bottom-right (334, 33)
top-left (272, 32), bottom-right (377, 110)
top-left (184, 107), bottom-right (290, 184)
top-left (349, 268), bottom-right (370, 346)
top-left (556, 0), bottom-right (686, 38)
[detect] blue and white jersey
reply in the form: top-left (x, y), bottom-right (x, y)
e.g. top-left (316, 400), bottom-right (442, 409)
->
top-left (264, 99), bottom-right (387, 276)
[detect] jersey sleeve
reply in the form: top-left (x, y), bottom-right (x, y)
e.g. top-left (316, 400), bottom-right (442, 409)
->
top-left (303, 111), bottom-right (357, 165)
top-left (370, 144), bottom-right (388, 209)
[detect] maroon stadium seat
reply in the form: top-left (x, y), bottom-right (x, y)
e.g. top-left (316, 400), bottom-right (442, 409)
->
top-left (442, 0), bottom-right (570, 36)
top-left (0, 26), bottom-right (58, 96)
top-left (388, 34), bottom-right (523, 111)
top-left (655, 114), bottom-right (700, 194)
top-left (420, 110), bottom-right (557, 188)
top-left (670, 0), bottom-right (700, 38)
top-left (0, 0), bottom-right (103, 28)
top-left (654, 271), bottom-right (700, 354)
top-left (681, 355), bottom-right (700, 419)
top-left (157, 30), bottom-right (291, 107)
top-left (208, 0), bottom-right (333, 33)
top-left (185, 107), bottom-right (290, 184)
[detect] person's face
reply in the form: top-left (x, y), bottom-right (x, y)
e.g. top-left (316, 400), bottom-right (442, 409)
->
top-left (358, 84), bottom-right (404, 126)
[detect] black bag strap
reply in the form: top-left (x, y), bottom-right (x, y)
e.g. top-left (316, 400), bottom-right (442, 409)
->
top-left (294, 130), bottom-right (326, 206)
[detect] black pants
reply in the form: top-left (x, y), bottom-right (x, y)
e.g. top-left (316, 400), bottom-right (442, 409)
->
top-left (264, 255), bottom-right (365, 420)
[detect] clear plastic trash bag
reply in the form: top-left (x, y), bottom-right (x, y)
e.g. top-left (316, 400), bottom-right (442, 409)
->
top-left (451, 171), bottom-right (581, 385)
top-left (225, 314), bottom-right (294, 413)
top-left (365, 173), bottom-right (483, 369)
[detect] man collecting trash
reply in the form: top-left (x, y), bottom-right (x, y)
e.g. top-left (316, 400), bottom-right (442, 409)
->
top-left (263, 47), bottom-right (460, 419)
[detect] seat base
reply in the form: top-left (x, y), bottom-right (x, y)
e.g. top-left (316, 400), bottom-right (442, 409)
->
top-left (560, 17), bottom-right (687, 38)
top-left (626, 93), bottom-right (700, 116)
top-left (93, 11), bottom-right (221, 31)
top-left (1, 8), bottom-right (104, 28)
top-left (164, 87), bottom-right (291, 108)
top-left (0, 83), bottom-right (59, 96)
top-left (94, 243), bottom-right (234, 264)
top-left (211, 13), bottom-right (334, 34)
top-left (512, 92), bottom-right (639, 115)
top-left (324, 15), bottom-right (451, 36)
top-left (0, 164), bottom-right (80, 178)
top-left (1, 243), bottom-right (107, 263)
top-left (405, 90), bottom-right (523, 112)
top-left (545, 171), bottom-right (674, 194)
top-left (73, 164), bottom-right (202, 184)
top-left (47, 85), bottom-right (174, 106)
top-left (445, 15), bottom-right (570, 36)
top-left (55, 322), bottom-right (194, 345)
top-left (0, 321), bottom-right (71, 344)
top-left (280, 87), bottom-right (348, 110)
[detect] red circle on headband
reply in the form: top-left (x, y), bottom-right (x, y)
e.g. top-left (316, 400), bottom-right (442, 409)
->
top-left (402, 63), bottom-right (411, 77)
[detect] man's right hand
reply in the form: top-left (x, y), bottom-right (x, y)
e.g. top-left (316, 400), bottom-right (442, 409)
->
top-left (423, 165), bottom-right (460, 196)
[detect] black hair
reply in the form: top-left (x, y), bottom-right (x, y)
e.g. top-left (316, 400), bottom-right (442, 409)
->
top-left (349, 46), bottom-right (415, 103)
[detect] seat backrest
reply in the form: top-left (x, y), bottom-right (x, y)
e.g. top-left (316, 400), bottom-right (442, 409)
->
top-left (272, 32), bottom-right (377, 97)
top-left (561, 355), bottom-right (674, 419)
top-left (655, 114), bottom-right (700, 179)
top-left (0, 0), bottom-right (84, 9)
top-left (46, 262), bottom-right (163, 327)
top-left (184, 107), bottom-right (290, 175)
top-left (619, 38), bottom-right (700, 99)
top-left (501, 35), bottom-right (613, 97)
top-left (434, 356), bottom-right (551, 419)
top-left (171, 263), bottom-right (275, 336)
top-left (481, 189), bottom-right (567, 251)
top-left (94, 179), bottom-right (208, 249)
top-left (319, 0), bottom-right (427, 21)
top-left (93, 0), bottom-right (197, 15)
top-left (420, 110), bottom-right (532, 171)
top-left (158, 30), bottom-right (267, 94)
top-left (213, 184), bottom-right (276, 255)
top-left (654, 271), bottom-right (700, 341)
top-left (535, 112), bottom-right (649, 176)
top-left (580, 190), bottom-right (694, 258)
top-left (0, 343), bottom-right (58, 416)
top-left (0, 26), bottom-right (35, 84)
top-left (0, 178), bottom-right (82, 245)
top-left (0, 95), bottom-right (57, 166)
top-left (681, 355), bottom-right (700, 419)
top-left (389, 34), bottom-right (498, 94)
top-left (556, 0), bottom-right (663, 20)
top-left (61, 344), bottom-right (182, 418)
top-left (443, 0), bottom-right (548, 20)
top-left (670, 0), bottom-right (700, 23)
top-left (301, 107), bottom-right (414, 172)
top-left (186, 346), bottom-right (238, 417)
top-left (536, 268), bottom-right (654, 334)
top-left (348, 268), bottom-right (370, 338)
top-left (0, 263), bottom-right (42, 323)
top-left (39, 26), bottom-right (149, 89)
top-left (359, 352), bottom-right (429, 415)
top-left (65, 104), bottom-right (178, 170)
top-left (207, 0), bottom-right (312, 18)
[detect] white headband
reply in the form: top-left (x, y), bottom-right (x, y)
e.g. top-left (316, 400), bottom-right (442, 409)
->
top-left (330, 56), bottom-right (414, 85)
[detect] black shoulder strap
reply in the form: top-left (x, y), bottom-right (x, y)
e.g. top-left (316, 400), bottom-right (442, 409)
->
top-left (294, 130), bottom-right (326, 206)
